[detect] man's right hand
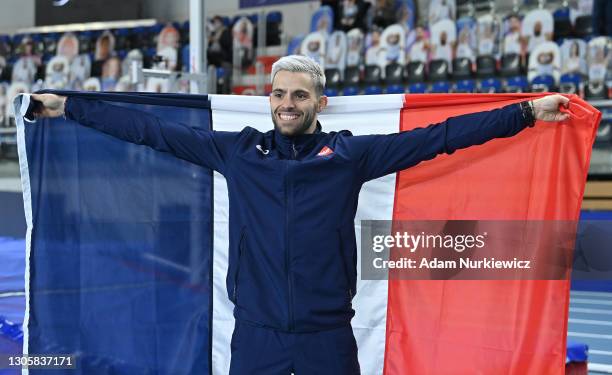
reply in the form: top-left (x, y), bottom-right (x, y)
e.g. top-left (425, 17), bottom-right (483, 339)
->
top-left (30, 93), bottom-right (67, 118)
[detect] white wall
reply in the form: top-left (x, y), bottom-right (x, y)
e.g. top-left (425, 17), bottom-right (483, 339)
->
top-left (0, 0), bottom-right (35, 33)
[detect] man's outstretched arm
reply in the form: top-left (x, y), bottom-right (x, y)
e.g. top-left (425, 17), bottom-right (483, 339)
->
top-left (29, 93), bottom-right (240, 174)
top-left (348, 94), bottom-right (570, 182)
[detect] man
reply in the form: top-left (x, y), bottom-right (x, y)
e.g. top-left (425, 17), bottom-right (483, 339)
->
top-left (31, 55), bottom-right (569, 374)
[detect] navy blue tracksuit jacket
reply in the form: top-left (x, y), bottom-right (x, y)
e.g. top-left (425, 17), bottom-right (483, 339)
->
top-left (65, 98), bottom-right (531, 333)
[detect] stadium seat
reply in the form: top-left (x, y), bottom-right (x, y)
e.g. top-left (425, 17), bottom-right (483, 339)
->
top-left (478, 78), bottom-right (502, 93)
top-left (530, 74), bottom-right (555, 92)
top-left (408, 82), bottom-right (427, 93)
top-left (385, 84), bottom-right (405, 94)
top-left (554, 18), bottom-right (572, 40)
top-left (452, 57), bottom-right (472, 80)
top-left (344, 66), bottom-right (361, 86)
top-left (595, 120), bottom-right (611, 145)
top-left (115, 28), bottom-right (132, 50)
top-left (559, 73), bottom-right (583, 94)
top-left (476, 55), bottom-right (497, 78)
top-left (363, 65), bottom-right (382, 85)
top-left (574, 15), bottom-right (593, 38)
top-left (500, 53), bottom-right (523, 77)
top-left (504, 76), bottom-right (528, 92)
top-left (585, 82), bottom-right (608, 100)
top-left (429, 81), bottom-right (450, 93)
top-left (364, 85), bottom-right (383, 95)
top-left (453, 79), bottom-right (475, 93)
top-left (428, 59), bottom-right (449, 81)
top-left (181, 44), bottom-right (189, 72)
top-left (78, 30), bottom-right (94, 54)
top-left (324, 87), bottom-right (339, 97)
top-left (266, 11), bottom-right (282, 46)
top-left (342, 86), bottom-right (359, 96)
top-left (384, 63), bottom-right (404, 85)
top-left (404, 61), bottom-right (426, 83)
top-left (325, 68), bottom-right (342, 89)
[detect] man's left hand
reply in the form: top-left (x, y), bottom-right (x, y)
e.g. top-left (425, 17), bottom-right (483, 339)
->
top-left (532, 94), bottom-right (570, 122)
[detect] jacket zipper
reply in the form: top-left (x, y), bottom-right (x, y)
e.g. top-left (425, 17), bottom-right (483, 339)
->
top-left (233, 228), bottom-right (246, 302)
top-left (286, 142), bottom-right (296, 331)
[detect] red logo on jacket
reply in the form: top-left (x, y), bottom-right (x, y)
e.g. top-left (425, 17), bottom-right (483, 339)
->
top-left (317, 146), bottom-right (334, 156)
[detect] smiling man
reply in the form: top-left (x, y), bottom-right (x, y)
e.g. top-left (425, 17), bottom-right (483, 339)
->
top-left (30, 55), bottom-right (570, 375)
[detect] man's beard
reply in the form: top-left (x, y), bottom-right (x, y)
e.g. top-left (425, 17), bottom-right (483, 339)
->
top-left (271, 105), bottom-right (317, 137)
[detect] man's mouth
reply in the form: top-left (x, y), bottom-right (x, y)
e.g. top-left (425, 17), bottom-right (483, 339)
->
top-left (278, 112), bottom-right (300, 121)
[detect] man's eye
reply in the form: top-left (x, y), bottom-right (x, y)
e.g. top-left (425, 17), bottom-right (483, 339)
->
top-left (273, 93), bottom-right (282, 98)
top-left (296, 94), bottom-right (306, 99)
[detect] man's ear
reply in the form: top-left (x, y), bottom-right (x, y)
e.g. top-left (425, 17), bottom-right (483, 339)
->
top-left (318, 95), bottom-right (328, 112)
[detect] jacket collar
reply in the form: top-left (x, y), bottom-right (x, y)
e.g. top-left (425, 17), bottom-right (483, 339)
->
top-left (273, 121), bottom-right (324, 159)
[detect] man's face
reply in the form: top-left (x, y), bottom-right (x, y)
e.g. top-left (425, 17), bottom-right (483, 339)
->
top-left (269, 70), bottom-right (327, 137)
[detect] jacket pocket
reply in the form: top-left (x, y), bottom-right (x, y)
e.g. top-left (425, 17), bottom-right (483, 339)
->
top-left (232, 227), bottom-right (247, 303)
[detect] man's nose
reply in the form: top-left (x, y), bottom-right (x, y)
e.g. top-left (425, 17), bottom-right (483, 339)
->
top-left (280, 94), bottom-right (295, 109)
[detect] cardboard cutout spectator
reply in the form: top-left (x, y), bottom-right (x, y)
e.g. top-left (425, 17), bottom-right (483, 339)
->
top-left (396, 0), bottom-right (416, 31)
top-left (528, 41), bottom-right (561, 84)
top-left (477, 14), bottom-right (500, 57)
top-left (101, 56), bottom-right (121, 91)
top-left (380, 24), bottom-right (406, 65)
top-left (346, 28), bottom-right (364, 67)
top-left (57, 33), bottom-right (79, 61)
top-left (502, 14), bottom-right (524, 56)
top-left (522, 9), bottom-right (553, 53)
top-left (70, 54), bottom-right (91, 88)
top-left (82, 77), bottom-right (101, 91)
top-left (92, 31), bottom-right (116, 77)
top-left (561, 39), bottom-right (588, 75)
top-left (301, 32), bottom-right (326, 68)
top-left (407, 26), bottom-right (430, 63)
top-left (232, 17), bottom-right (254, 68)
top-left (44, 56), bottom-right (70, 89)
top-left (430, 19), bottom-right (456, 67)
top-left (157, 24), bottom-right (180, 51)
top-left (365, 29), bottom-right (384, 66)
top-left (12, 37), bottom-right (40, 84)
top-left (287, 35), bottom-right (305, 56)
top-left (0, 83), bottom-right (6, 126)
top-left (339, 0), bottom-right (368, 32)
top-left (367, 0), bottom-right (396, 30)
top-left (326, 31), bottom-right (348, 72)
top-left (587, 36), bottom-right (611, 82)
top-left (456, 17), bottom-right (477, 62)
top-left (311, 6), bottom-right (334, 35)
top-left (208, 16), bottom-right (232, 68)
top-left (428, 0), bottom-right (456, 25)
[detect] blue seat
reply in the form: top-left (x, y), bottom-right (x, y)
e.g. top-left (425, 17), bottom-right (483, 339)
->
top-left (478, 78), bottom-right (502, 93)
top-left (181, 45), bottom-right (190, 72)
top-left (267, 11), bottom-right (282, 23)
top-left (364, 85), bottom-right (383, 95)
top-left (454, 79), bottom-right (475, 93)
top-left (559, 73), bottom-right (583, 94)
top-left (324, 88), bottom-right (339, 97)
top-left (386, 84), bottom-right (405, 94)
top-left (342, 86), bottom-right (359, 96)
top-left (429, 81), bottom-right (450, 93)
top-left (408, 82), bottom-right (427, 93)
top-left (530, 74), bottom-right (555, 92)
top-left (504, 76), bottom-right (528, 92)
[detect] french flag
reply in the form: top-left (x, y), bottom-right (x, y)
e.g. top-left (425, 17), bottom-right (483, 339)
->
top-left (15, 92), bottom-right (600, 374)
